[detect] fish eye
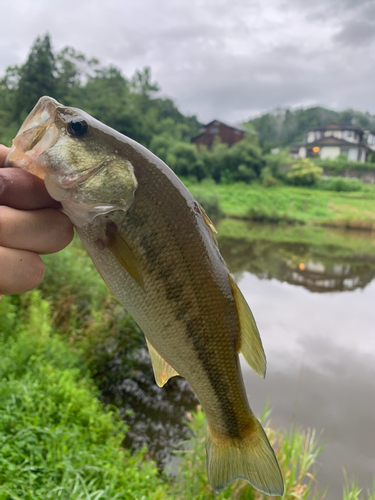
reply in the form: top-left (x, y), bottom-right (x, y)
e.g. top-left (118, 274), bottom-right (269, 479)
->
top-left (67, 118), bottom-right (89, 136)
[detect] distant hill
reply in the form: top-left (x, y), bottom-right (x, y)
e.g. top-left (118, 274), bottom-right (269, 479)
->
top-left (246, 107), bottom-right (375, 149)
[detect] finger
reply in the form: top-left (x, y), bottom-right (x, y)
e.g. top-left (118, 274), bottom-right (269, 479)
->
top-left (0, 145), bottom-right (10, 165)
top-left (0, 168), bottom-right (60, 210)
top-left (0, 206), bottom-right (74, 254)
top-left (0, 247), bottom-right (45, 294)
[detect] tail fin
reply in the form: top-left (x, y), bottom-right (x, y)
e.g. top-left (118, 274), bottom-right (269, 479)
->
top-left (206, 419), bottom-right (284, 496)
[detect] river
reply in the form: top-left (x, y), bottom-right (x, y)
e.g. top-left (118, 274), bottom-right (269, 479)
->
top-left (217, 219), bottom-right (375, 499)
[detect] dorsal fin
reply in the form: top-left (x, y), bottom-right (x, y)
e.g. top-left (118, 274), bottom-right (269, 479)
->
top-left (197, 203), bottom-right (218, 245)
top-left (105, 221), bottom-right (144, 289)
top-left (229, 275), bottom-right (266, 378)
top-left (145, 337), bottom-right (180, 387)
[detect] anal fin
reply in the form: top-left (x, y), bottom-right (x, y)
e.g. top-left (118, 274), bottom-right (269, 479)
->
top-left (229, 275), bottom-right (266, 378)
top-left (146, 337), bottom-right (180, 387)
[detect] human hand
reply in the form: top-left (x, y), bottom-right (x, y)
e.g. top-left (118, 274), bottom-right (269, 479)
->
top-left (0, 145), bottom-right (74, 294)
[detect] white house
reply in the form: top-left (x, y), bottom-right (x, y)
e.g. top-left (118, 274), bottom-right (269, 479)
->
top-left (297, 123), bottom-right (375, 163)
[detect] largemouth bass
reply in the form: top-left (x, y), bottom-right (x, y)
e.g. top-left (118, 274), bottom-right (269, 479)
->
top-left (6, 97), bottom-right (283, 496)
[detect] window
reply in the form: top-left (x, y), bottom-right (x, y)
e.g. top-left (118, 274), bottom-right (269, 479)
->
top-left (341, 148), bottom-right (349, 158)
top-left (315, 131), bottom-right (321, 140)
top-left (209, 126), bottom-right (219, 134)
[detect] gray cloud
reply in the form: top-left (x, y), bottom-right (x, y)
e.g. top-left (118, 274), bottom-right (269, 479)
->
top-left (334, 20), bottom-right (375, 47)
top-left (0, 0), bottom-right (375, 122)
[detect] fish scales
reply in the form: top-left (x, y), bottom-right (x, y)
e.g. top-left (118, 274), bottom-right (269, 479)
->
top-left (6, 96), bottom-right (284, 496)
top-left (79, 152), bottom-right (251, 438)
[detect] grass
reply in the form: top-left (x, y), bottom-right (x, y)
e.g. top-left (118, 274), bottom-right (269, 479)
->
top-left (185, 181), bottom-right (375, 230)
top-left (343, 471), bottom-right (375, 500)
top-left (0, 291), bottom-right (172, 500)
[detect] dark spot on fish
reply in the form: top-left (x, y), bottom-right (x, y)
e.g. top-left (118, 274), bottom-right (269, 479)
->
top-left (165, 281), bottom-right (184, 302)
top-left (105, 220), bottom-right (118, 244)
top-left (139, 233), bottom-right (162, 266)
top-left (95, 237), bottom-right (107, 250)
top-left (185, 320), bottom-right (241, 438)
top-left (174, 300), bottom-right (193, 321)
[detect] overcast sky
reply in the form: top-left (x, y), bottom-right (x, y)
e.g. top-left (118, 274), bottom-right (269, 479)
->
top-left (1, 0), bottom-right (374, 123)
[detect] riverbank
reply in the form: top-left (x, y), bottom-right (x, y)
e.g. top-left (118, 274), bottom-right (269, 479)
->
top-left (186, 181), bottom-right (375, 230)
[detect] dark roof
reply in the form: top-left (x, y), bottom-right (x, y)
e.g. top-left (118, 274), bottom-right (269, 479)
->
top-left (306, 122), bottom-right (363, 132)
top-left (202, 120), bottom-right (245, 133)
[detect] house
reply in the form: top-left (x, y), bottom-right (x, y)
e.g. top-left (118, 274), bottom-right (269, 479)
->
top-left (297, 123), bottom-right (375, 163)
top-left (191, 120), bottom-right (245, 148)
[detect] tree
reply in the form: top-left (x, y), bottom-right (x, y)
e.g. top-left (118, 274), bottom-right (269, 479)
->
top-left (14, 34), bottom-right (58, 120)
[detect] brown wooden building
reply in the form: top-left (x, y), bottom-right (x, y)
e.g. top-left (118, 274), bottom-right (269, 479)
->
top-left (191, 120), bottom-right (245, 148)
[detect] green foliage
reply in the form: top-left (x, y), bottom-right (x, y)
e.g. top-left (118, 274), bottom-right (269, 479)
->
top-left (263, 149), bottom-right (292, 180)
top-left (166, 141), bottom-right (204, 181)
top-left (313, 157), bottom-right (375, 174)
top-left (260, 167), bottom-right (282, 187)
top-left (149, 131), bottom-right (265, 184)
top-left (219, 139), bottom-right (265, 183)
top-left (316, 176), bottom-right (368, 192)
top-left (14, 34), bottom-right (58, 119)
top-left (343, 471), bottom-right (375, 500)
top-left (197, 140), bottom-right (228, 181)
top-left (286, 158), bottom-right (323, 186)
top-left (171, 407), bottom-right (326, 499)
top-left (0, 292), bottom-right (171, 500)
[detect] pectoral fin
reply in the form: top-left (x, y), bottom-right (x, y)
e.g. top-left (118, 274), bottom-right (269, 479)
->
top-left (105, 222), bottom-right (144, 289)
top-left (145, 337), bottom-right (180, 387)
top-left (229, 275), bottom-right (266, 378)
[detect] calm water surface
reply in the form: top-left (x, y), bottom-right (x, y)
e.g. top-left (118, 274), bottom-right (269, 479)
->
top-left (217, 221), bottom-right (375, 499)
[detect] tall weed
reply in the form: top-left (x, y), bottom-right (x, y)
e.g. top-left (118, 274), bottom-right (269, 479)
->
top-left (172, 406), bottom-right (326, 499)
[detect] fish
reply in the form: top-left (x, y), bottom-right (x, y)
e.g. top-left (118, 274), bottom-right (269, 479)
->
top-left (6, 96), bottom-right (284, 496)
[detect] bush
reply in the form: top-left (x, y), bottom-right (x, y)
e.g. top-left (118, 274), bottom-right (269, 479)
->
top-left (166, 141), bottom-right (206, 181)
top-left (286, 158), bottom-right (323, 186)
top-left (261, 166), bottom-right (283, 187)
top-left (264, 149), bottom-right (292, 181)
top-left (219, 140), bottom-right (265, 184)
top-left (314, 157), bottom-right (375, 174)
top-left (0, 292), bottom-right (172, 500)
top-left (316, 176), bottom-right (366, 192)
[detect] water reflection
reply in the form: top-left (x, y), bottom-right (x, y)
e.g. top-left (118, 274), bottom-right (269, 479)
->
top-left (99, 345), bottom-right (197, 466)
top-left (217, 221), bottom-right (375, 293)
top-left (217, 221), bottom-right (375, 499)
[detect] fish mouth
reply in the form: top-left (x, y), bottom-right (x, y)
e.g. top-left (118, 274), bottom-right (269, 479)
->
top-left (5, 96), bottom-right (61, 178)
